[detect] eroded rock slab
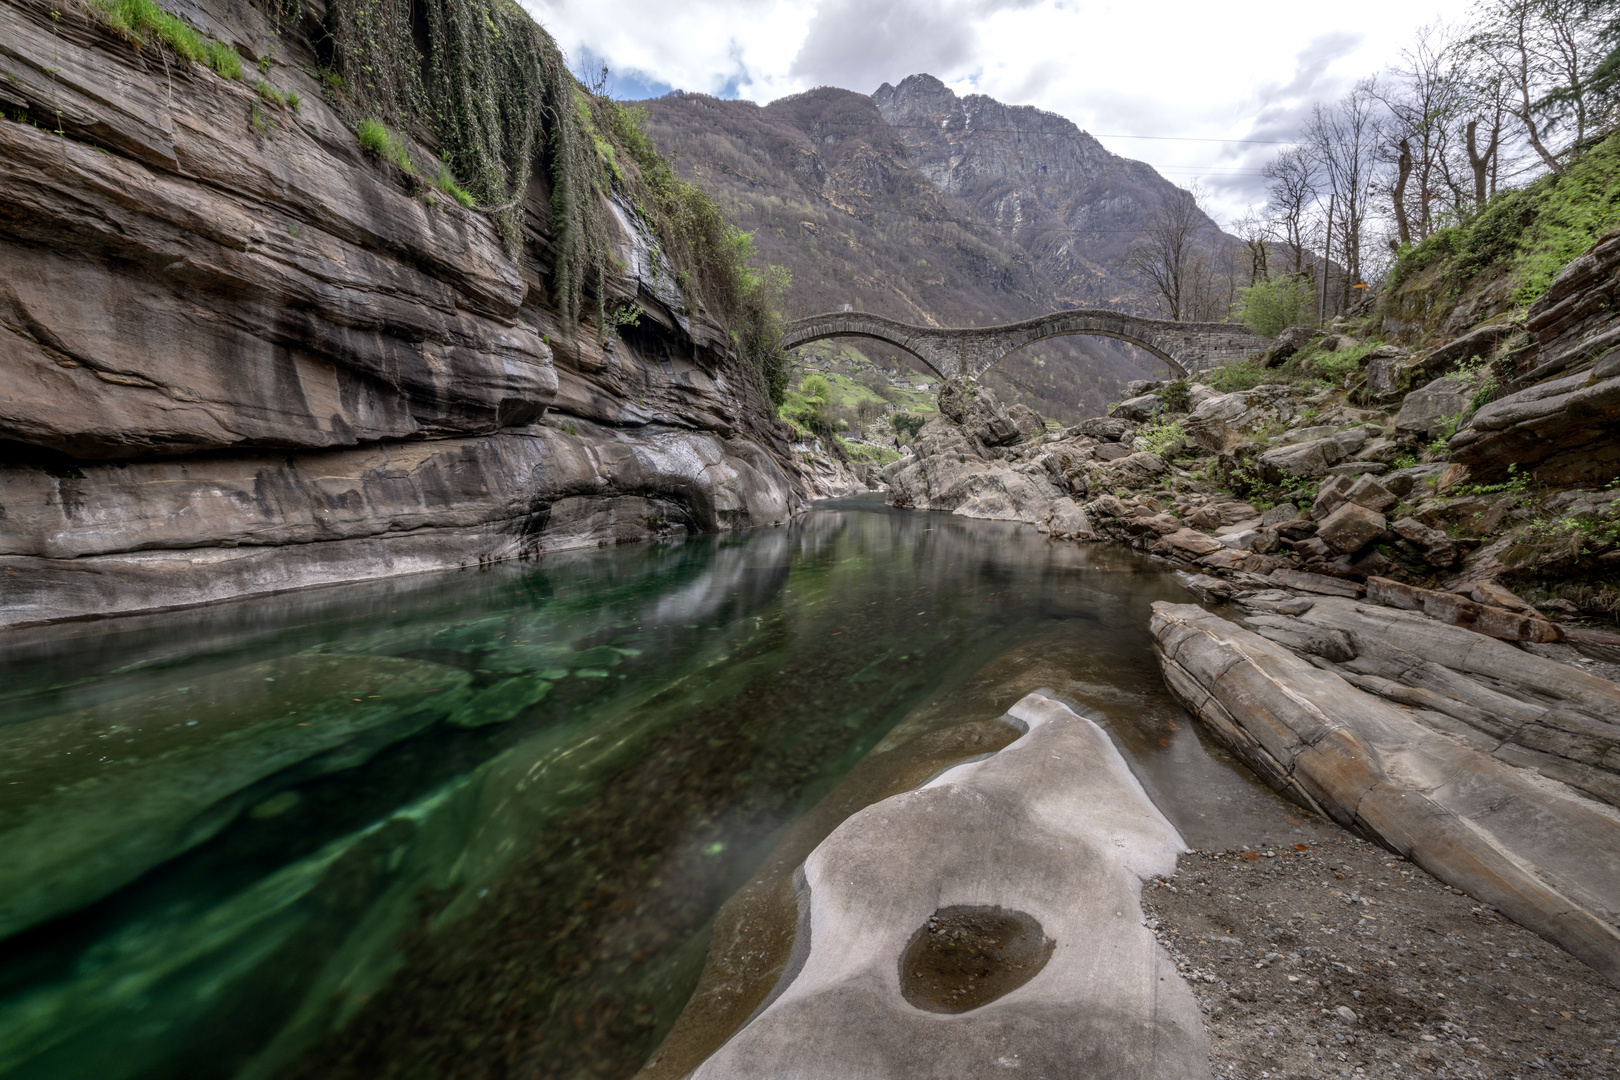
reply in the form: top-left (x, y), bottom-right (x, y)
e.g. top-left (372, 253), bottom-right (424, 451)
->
top-left (1151, 601), bottom-right (1620, 985)
top-left (691, 693), bottom-right (1207, 1079)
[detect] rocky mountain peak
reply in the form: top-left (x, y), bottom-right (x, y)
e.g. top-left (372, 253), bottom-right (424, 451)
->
top-left (873, 73), bottom-right (1222, 307)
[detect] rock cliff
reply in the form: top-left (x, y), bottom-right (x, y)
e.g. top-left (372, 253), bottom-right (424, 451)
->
top-left (0, 0), bottom-right (802, 628)
top-left (873, 74), bottom-right (1225, 308)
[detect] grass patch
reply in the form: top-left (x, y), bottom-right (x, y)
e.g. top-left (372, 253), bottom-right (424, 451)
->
top-left (357, 118), bottom-right (413, 174)
top-left (436, 165), bottom-right (476, 208)
top-left (89, 0), bottom-right (240, 78)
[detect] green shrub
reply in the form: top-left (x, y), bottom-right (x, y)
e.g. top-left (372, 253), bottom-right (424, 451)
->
top-left (1385, 131), bottom-right (1620, 306)
top-left (203, 38), bottom-right (240, 79)
top-left (1136, 417), bottom-right (1187, 457)
top-left (1203, 360), bottom-right (1275, 393)
top-left (90, 0), bottom-right (239, 78)
top-left (1236, 276), bottom-right (1314, 337)
top-left (1159, 379), bottom-right (1191, 413)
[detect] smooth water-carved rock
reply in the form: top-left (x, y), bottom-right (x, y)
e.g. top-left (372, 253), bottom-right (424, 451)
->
top-left (689, 693), bottom-right (1206, 1079)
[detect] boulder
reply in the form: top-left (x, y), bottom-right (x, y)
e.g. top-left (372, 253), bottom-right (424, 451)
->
top-left (1395, 376), bottom-right (1473, 440)
top-left (1126, 379), bottom-right (1165, 395)
top-left (1268, 568), bottom-right (1362, 597)
top-left (1382, 464), bottom-right (1445, 499)
top-left (1315, 502), bottom-right (1386, 554)
top-left (1257, 437), bottom-right (1346, 483)
top-left (1155, 528), bottom-right (1225, 559)
top-left (1094, 442), bottom-right (1132, 462)
top-left (1344, 474), bottom-right (1398, 515)
top-left (938, 378), bottom-right (1021, 446)
top-left (1365, 577), bottom-right (1561, 643)
top-left (1265, 325), bottom-right (1319, 365)
top-left (1390, 516), bottom-right (1460, 567)
top-left (1312, 474), bottom-right (1356, 520)
top-left (1260, 502), bottom-right (1304, 527)
top-left (1006, 402), bottom-right (1046, 442)
top-left (1110, 393), bottom-right (1163, 423)
top-left (691, 694), bottom-right (1206, 1079)
top-left (1150, 601), bottom-right (1620, 987)
top-left (1330, 427), bottom-right (1369, 456)
top-left (1184, 385), bottom-right (1298, 453)
top-left (1449, 349), bottom-right (1620, 485)
top-left (1420, 323), bottom-right (1518, 377)
top-left (1364, 345), bottom-right (1415, 401)
top-left (1071, 417), bottom-right (1132, 442)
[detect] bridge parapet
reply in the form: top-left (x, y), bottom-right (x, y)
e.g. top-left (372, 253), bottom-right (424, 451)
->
top-left (780, 309), bottom-right (1273, 381)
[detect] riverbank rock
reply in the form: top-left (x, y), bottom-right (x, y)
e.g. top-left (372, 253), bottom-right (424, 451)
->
top-left (885, 419), bottom-right (1064, 526)
top-left (1151, 600), bottom-right (1620, 985)
top-left (938, 378), bottom-right (1022, 446)
top-left (0, 0), bottom-right (802, 628)
top-left (689, 693), bottom-right (1208, 1079)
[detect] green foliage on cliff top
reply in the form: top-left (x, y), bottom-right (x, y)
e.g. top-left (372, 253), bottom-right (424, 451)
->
top-left (1387, 131), bottom-right (1620, 306)
top-left (283, 0), bottom-right (787, 401)
top-left (90, 0), bottom-right (240, 78)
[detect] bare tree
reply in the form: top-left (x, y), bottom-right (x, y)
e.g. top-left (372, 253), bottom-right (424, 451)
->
top-left (1466, 0), bottom-right (1608, 173)
top-left (1120, 185), bottom-right (1210, 320)
top-left (1262, 148), bottom-right (1317, 277)
top-left (1233, 208), bottom-right (1272, 284)
top-left (1307, 81), bottom-right (1385, 311)
top-left (1377, 25), bottom-right (1468, 241)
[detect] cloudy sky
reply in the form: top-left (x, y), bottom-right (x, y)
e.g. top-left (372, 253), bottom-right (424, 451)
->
top-left (522, 0), bottom-right (1480, 223)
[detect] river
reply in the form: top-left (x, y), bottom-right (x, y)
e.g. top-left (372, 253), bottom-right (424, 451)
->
top-left (0, 497), bottom-right (1308, 1080)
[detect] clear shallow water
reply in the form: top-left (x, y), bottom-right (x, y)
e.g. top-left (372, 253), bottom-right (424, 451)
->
top-left (0, 498), bottom-right (1311, 1080)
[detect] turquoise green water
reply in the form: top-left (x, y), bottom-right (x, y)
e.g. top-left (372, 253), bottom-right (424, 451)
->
top-left (0, 499), bottom-right (1294, 1079)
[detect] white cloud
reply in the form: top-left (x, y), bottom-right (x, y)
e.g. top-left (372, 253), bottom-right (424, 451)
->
top-left (522, 0), bottom-right (1478, 221)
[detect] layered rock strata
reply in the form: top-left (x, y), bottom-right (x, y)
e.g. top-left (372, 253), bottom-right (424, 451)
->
top-left (0, 0), bottom-right (801, 628)
top-left (1152, 600), bottom-right (1620, 985)
top-left (688, 692), bottom-right (1207, 1079)
top-left (1450, 227), bottom-right (1620, 485)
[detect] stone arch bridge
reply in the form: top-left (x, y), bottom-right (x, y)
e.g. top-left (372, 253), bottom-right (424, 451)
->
top-left (780, 309), bottom-right (1273, 381)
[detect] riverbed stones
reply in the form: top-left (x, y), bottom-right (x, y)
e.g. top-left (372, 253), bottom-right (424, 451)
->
top-left (689, 693), bottom-right (1207, 1079)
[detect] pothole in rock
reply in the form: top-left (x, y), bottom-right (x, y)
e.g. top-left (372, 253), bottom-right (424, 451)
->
top-left (899, 905), bottom-right (1054, 1013)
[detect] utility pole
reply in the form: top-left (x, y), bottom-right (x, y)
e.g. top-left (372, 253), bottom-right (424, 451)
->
top-left (1319, 193), bottom-right (1336, 328)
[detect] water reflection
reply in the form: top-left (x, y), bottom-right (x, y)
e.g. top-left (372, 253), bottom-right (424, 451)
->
top-left (0, 498), bottom-right (1305, 1080)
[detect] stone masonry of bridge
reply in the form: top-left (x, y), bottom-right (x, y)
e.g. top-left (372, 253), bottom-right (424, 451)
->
top-left (780, 309), bottom-right (1275, 381)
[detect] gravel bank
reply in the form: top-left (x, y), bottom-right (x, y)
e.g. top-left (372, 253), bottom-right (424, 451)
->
top-left (1142, 834), bottom-right (1620, 1079)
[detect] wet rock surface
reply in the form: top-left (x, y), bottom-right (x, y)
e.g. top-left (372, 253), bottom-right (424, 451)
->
top-left (1144, 838), bottom-right (1620, 1080)
top-left (900, 906), bottom-right (1055, 1013)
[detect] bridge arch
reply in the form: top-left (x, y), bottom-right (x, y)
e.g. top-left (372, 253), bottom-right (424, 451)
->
top-left (780, 309), bottom-right (1273, 382)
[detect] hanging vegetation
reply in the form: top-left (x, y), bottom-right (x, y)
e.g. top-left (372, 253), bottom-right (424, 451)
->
top-left (258, 0), bottom-right (785, 402)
